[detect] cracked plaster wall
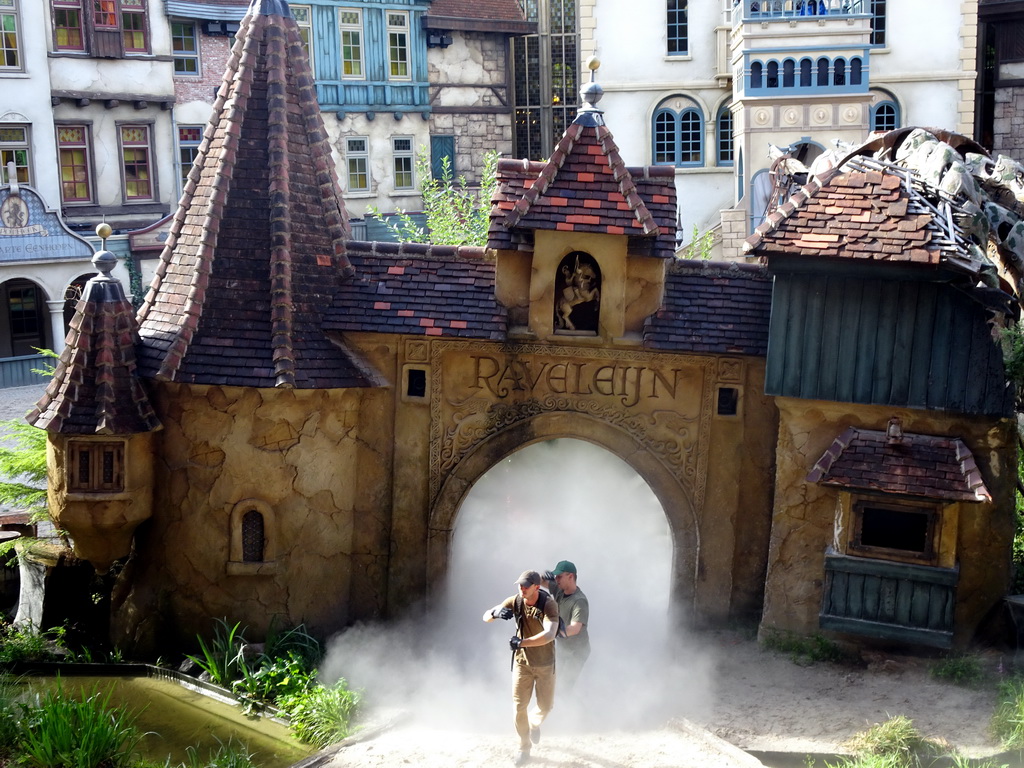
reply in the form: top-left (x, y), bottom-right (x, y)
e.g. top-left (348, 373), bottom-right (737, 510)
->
top-left (111, 382), bottom-right (391, 654)
top-left (760, 397), bottom-right (1015, 647)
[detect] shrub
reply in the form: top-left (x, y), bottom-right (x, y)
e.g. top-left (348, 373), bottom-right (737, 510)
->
top-left (993, 675), bottom-right (1024, 748)
top-left (930, 653), bottom-right (985, 687)
top-left (187, 619), bottom-right (247, 687)
top-left (0, 621), bottom-right (62, 663)
top-left (15, 681), bottom-right (144, 768)
top-left (761, 629), bottom-right (846, 665)
top-left (278, 680), bottom-right (361, 749)
top-left (831, 715), bottom-right (943, 768)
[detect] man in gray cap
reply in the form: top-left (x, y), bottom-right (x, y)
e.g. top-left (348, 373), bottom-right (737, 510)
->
top-left (483, 569), bottom-right (559, 766)
top-left (546, 560), bottom-right (590, 692)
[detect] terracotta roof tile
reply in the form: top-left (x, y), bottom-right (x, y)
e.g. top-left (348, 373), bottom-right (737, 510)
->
top-left (806, 426), bottom-right (991, 502)
top-left (426, 0), bottom-right (527, 22)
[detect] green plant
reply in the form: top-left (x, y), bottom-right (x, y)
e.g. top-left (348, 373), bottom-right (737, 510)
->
top-left (187, 619), bottom-right (247, 687)
top-left (15, 681), bottom-right (144, 768)
top-left (369, 149), bottom-right (500, 247)
top-left (0, 621), bottom-right (63, 663)
top-left (840, 715), bottom-right (942, 768)
top-left (761, 629), bottom-right (846, 665)
top-left (262, 621), bottom-right (321, 669)
top-left (930, 653), bottom-right (985, 687)
top-left (231, 651), bottom-right (318, 713)
top-left (178, 737), bottom-right (255, 768)
top-left (680, 224), bottom-right (715, 261)
top-left (993, 675), bottom-right (1024, 747)
top-left (278, 679), bottom-right (361, 748)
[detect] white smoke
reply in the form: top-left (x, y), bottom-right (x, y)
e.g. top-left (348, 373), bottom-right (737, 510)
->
top-left (319, 438), bottom-right (713, 736)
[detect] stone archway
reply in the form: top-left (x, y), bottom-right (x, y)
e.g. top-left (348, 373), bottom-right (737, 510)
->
top-left (428, 411), bottom-right (700, 625)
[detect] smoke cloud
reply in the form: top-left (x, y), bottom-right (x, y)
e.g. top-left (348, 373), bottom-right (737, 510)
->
top-left (319, 438), bottom-right (713, 736)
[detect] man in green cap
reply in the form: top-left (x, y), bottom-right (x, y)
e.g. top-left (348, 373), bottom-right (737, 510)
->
top-left (546, 560), bottom-right (590, 692)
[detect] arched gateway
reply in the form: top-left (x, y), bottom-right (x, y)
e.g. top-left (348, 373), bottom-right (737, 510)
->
top-left (28, 1), bottom-right (1016, 657)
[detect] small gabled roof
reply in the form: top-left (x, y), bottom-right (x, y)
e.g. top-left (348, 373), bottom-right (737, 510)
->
top-left (489, 83), bottom-right (677, 259)
top-left (806, 425), bottom-right (991, 502)
top-left (28, 253), bottom-right (160, 435)
top-left (136, 0), bottom-right (367, 390)
top-left (423, 0), bottom-right (534, 32)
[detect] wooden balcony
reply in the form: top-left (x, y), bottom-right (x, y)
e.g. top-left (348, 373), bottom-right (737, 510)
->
top-left (820, 550), bottom-right (957, 648)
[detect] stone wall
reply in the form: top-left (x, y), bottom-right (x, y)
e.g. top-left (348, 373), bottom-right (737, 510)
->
top-left (761, 398), bottom-right (1016, 647)
top-left (993, 86), bottom-right (1024, 162)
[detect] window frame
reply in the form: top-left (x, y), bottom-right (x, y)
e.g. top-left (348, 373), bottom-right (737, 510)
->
top-left (870, 0), bottom-right (885, 46)
top-left (0, 124), bottom-right (30, 184)
top-left (666, 0), bottom-right (687, 57)
top-left (346, 135), bottom-right (369, 193)
top-left (652, 99), bottom-right (704, 168)
top-left (68, 440), bottom-right (125, 494)
top-left (338, 7), bottom-right (364, 79)
top-left (386, 9), bottom-right (410, 81)
top-left (56, 123), bottom-right (95, 204)
top-left (849, 497), bottom-right (940, 565)
top-left (117, 122), bottom-right (156, 203)
top-left (0, 0), bottom-right (22, 71)
top-left (171, 19), bottom-right (199, 75)
top-left (52, 0), bottom-right (85, 51)
top-left (291, 4), bottom-right (315, 76)
top-left (119, 0), bottom-right (146, 53)
top-left (870, 100), bottom-right (899, 132)
top-left (392, 135), bottom-right (414, 190)
top-left (177, 124), bottom-right (203, 194)
top-left (715, 104), bottom-right (733, 167)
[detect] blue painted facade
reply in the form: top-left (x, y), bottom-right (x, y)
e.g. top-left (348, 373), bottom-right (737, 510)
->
top-left (304, 0), bottom-right (432, 114)
top-left (739, 48), bottom-right (871, 97)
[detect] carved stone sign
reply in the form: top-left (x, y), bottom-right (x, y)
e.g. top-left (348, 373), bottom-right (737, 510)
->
top-left (429, 340), bottom-right (715, 512)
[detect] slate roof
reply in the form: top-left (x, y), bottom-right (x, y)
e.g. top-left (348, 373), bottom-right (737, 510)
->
top-left (644, 261), bottom-right (772, 355)
top-left (424, 0), bottom-right (533, 30)
top-left (28, 256), bottom-right (160, 435)
top-left (325, 241), bottom-right (506, 340)
top-left (489, 114), bottom-right (678, 260)
top-left (806, 426), bottom-right (991, 502)
top-left (135, 0), bottom-right (368, 390)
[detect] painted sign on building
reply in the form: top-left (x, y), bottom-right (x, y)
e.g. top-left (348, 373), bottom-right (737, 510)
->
top-left (0, 185), bottom-right (92, 263)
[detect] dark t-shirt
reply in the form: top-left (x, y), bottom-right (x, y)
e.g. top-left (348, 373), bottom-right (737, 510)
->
top-left (502, 591), bottom-right (558, 667)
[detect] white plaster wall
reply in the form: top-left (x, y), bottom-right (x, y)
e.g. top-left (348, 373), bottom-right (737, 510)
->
top-left (0, 0), bottom-right (59, 203)
top-left (325, 115), bottom-right (432, 220)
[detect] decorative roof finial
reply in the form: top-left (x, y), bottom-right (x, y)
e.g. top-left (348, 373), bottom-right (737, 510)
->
top-left (579, 56), bottom-right (603, 112)
top-left (92, 222), bottom-right (117, 279)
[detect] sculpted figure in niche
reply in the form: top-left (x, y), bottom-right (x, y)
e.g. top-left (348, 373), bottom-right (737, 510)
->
top-left (554, 252), bottom-right (601, 333)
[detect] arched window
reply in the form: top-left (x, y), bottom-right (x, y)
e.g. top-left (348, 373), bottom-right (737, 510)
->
top-left (782, 59), bottom-right (795, 88)
top-left (716, 103), bottom-right (734, 166)
top-left (228, 498), bottom-right (277, 575)
top-left (241, 509), bottom-right (265, 562)
top-left (799, 58), bottom-right (812, 87)
top-left (816, 58), bottom-right (829, 87)
top-left (871, 101), bottom-right (899, 132)
top-left (652, 98), bottom-right (704, 167)
top-left (850, 57), bottom-right (863, 85)
top-left (750, 60), bottom-right (763, 90)
top-left (766, 60), bottom-right (779, 88)
top-left (554, 251), bottom-right (601, 334)
top-left (833, 58), bottom-right (846, 86)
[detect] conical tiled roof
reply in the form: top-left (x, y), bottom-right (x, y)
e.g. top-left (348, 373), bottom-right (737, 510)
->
top-left (28, 252), bottom-right (160, 435)
top-left (136, 0), bottom-right (369, 389)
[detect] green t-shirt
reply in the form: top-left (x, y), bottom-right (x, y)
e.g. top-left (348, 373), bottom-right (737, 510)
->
top-left (553, 585), bottom-right (590, 660)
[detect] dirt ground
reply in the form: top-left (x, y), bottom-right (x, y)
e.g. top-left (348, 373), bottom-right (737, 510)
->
top-left (308, 629), bottom-right (1008, 768)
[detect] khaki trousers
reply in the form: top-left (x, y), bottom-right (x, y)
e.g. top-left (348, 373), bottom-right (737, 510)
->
top-left (511, 661), bottom-right (555, 751)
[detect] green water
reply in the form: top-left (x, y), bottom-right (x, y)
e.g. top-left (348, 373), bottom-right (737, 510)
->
top-left (24, 676), bottom-right (312, 767)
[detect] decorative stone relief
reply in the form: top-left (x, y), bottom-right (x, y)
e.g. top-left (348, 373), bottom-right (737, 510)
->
top-left (782, 107), bottom-right (800, 126)
top-left (812, 106), bottom-right (832, 126)
top-left (841, 105), bottom-right (861, 124)
top-left (405, 339), bottom-right (429, 364)
top-left (717, 358), bottom-right (744, 384)
top-left (754, 108), bottom-right (772, 127)
top-left (429, 341), bottom-right (715, 513)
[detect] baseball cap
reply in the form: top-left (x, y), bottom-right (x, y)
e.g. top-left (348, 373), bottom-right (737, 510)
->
top-left (516, 570), bottom-right (542, 587)
top-left (552, 560), bottom-right (576, 575)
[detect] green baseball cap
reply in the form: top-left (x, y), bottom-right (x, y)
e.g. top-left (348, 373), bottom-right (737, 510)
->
top-left (552, 560), bottom-right (576, 575)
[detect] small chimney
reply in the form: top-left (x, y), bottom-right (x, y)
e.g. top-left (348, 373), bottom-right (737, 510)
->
top-left (885, 416), bottom-right (903, 445)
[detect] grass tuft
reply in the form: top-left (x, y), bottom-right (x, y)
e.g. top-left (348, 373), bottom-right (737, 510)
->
top-left (930, 653), bottom-right (985, 687)
top-left (761, 629), bottom-right (846, 665)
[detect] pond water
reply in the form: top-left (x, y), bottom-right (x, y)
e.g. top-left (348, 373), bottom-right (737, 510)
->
top-left (23, 674), bottom-right (313, 767)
